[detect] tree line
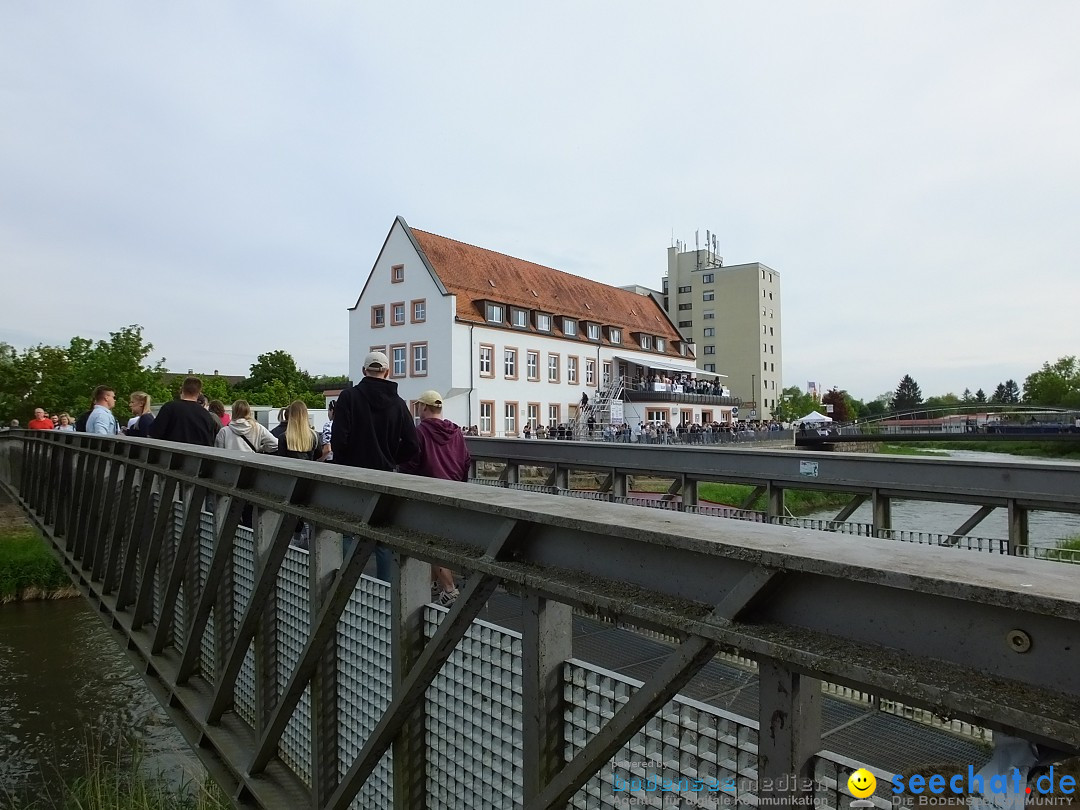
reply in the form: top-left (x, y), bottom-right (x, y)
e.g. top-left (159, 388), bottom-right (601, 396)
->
top-left (0, 325), bottom-right (340, 425)
top-left (773, 356), bottom-right (1080, 423)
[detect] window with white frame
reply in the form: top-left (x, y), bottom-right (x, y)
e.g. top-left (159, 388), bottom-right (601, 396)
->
top-left (412, 300), bottom-right (426, 322)
top-left (511, 308), bottom-right (528, 328)
top-left (548, 354), bottom-right (559, 382)
top-left (485, 303), bottom-right (504, 324)
top-left (585, 359), bottom-right (595, 386)
top-left (586, 323), bottom-right (600, 341)
top-left (608, 328), bottom-right (621, 344)
top-left (527, 351), bottom-right (539, 380)
top-left (392, 346), bottom-right (407, 376)
top-left (527, 404), bottom-right (540, 428)
top-left (639, 334), bottom-right (652, 350)
top-left (392, 303), bottom-right (405, 325)
top-left (602, 361), bottom-right (612, 386)
top-left (563, 318), bottom-right (577, 337)
top-left (548, 404), bottom-right (560, 427)
top-left (504, 348), bottom-right (517, 378)
top-left (655, 338), bottom-right (665, 353)
top-left (479, 402), bottom-right (492, 435)
top-left (567, 356), bottom-right (578, 384)
top-left (504, 403), bottom-right (517, 435)
top-left (536, 313), bottom-right (551, 332)
top-left (411, 344), bottom-right (428, 375)
top-left (479, 345), bottom-right (493, 376)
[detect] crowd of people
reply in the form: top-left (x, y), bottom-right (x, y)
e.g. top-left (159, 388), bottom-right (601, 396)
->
top-left (624, 374), bottom-right (732, 397)
top-left (17, 354), bottom-right (471, 606)
top-left (518, 418), bottom-right (787, 444)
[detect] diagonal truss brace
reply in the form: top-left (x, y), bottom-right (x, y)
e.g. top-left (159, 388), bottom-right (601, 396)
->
top-left (323, 518), bottom-right (525, 810)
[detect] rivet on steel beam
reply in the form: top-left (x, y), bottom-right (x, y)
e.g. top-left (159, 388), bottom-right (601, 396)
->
top-left (1006, 629), bottom-right (1032, 653)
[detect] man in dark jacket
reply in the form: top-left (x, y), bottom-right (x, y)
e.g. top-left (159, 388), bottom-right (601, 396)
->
top-left (332, 351), bottom-right (420, 579)
top-left (397, 389), bottom-right (470, 606)
top-left (151, 376), bottom-right (219, 446)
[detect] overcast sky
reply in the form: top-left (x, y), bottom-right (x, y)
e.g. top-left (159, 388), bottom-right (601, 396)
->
top-left (2, 2), bottom-right (1078, 401)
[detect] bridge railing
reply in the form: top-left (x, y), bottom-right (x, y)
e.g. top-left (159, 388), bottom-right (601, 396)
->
top-left (463, 436), bottom-right (1080, 551)
top-left (1, 430), bottom-right (1078, 810)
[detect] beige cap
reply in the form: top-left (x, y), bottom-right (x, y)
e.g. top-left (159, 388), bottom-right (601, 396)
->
top-left (416, 390), bottom-right (443, 407)
top-left (363, 350), bottom-right (390, 370)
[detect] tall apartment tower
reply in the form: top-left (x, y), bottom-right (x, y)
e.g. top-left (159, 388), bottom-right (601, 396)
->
top-left (661, 245), bottom-right (782, 419)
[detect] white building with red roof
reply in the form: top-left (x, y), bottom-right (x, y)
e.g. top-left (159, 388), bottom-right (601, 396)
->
top-left (349, 217), bottom-right (738, 436)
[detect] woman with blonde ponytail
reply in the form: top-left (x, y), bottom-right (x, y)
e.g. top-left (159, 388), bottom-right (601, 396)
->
top-left (276, 400), bottom-right (323, 461)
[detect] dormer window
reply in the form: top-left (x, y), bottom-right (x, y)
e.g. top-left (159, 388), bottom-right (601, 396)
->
top-left (485, 302), bottom-right (504, 324)
top-left (536, 313), bottom-right (552, 332)
top-left (608, 327), bottom-right (621, 344)
top-left (563, 318), bottom-right (577, 337)
top-left (510, 308), bottom-right (528, 329)
top-left (639, 334), bottom-right (652, 350)
top-left (586, 323), bottom-right (600, 341)
top-left (656, 338), bottom-right (665, 353)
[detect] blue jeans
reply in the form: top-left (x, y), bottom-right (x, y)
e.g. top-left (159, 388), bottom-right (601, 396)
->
top-left (343, 535), bottom-right (393, 582)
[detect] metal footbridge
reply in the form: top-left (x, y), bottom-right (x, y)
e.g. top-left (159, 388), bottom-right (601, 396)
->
top-left (1, 430), bottom-right (1078, 809)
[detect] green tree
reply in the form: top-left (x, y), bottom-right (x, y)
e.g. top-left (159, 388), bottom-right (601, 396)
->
top-left (773, 386), bottom-right (820, 422)
top-left (0, 326), bottom-right (167, 423)
top-left (239, 350), bottom-right (311, 394)
top-left (960, 388), bottom-right (974, 403)
top-left (924, 393), bottom-right (961, 409)
top-left (1023, 357), bottom-right (1080, 407)
top-left (974, 388), bottom-right (987, 403)
top-left (890, 375), bottom-right (923, 413)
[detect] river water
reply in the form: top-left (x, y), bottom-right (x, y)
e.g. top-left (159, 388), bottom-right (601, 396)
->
top-left (0, 598), bottom-right (199, 803)
top-left (802, 449), bottom-right (1080, 548)
top-left (1, 448), bottom-right (1076, 801)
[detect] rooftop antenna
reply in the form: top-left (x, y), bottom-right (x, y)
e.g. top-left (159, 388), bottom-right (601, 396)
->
top-left (695, 230), bottom-right (700, 270)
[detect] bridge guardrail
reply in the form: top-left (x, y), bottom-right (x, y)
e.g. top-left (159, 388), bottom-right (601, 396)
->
top-left (1, 430), bottom-right (1077, 809)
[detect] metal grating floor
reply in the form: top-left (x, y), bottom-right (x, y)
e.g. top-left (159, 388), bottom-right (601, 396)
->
top-left (369, 559), bottom-right (991, 777)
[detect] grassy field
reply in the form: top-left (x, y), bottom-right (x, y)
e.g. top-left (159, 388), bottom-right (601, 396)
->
top-left (696, 482), bottom-right (850, 515)
top-left (0, 506), bottom-right (74, 601)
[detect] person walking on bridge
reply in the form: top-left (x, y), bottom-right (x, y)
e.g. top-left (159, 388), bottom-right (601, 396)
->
top-left (332, 351), bottom-right (419, 581)
top-left (28, 408), bottom-right (54, 430)
top-left (85, 386), bottom-right (118, 435)
top-left (151, 376), bottom-right (219, 446)
top-left (398, 390), bottom-right (470, 606)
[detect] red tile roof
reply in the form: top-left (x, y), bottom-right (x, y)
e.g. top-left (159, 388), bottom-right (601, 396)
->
top-left (410, 226), bottom-right (688, 358)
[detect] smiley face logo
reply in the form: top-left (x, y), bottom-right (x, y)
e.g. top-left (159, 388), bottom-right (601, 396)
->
top-left (847, 768), bottom-right (877, 799)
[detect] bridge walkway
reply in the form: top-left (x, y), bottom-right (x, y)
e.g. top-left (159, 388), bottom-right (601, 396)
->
top-left (475, 590), bottom-right (989, 776)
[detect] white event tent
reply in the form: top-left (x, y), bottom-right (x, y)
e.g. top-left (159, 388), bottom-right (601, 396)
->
top-left (796, 410), bottom-right (833, 424)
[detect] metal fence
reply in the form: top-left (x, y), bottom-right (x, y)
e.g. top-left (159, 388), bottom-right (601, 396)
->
top-left (2, 430), bottom-right (1078, 810)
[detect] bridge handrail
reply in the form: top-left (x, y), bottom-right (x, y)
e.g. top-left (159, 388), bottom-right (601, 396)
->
top-left (2, 429), bottom-right (1078, 809)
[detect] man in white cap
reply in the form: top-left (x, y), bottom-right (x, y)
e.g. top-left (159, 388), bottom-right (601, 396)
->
top-left (332, 351), bottom-right (420, 579)
top-left (398, 389), bottom-right (471, 605)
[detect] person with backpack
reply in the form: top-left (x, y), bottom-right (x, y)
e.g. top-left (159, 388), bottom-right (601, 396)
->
top-left (214, 400), bottom-right (278, 454)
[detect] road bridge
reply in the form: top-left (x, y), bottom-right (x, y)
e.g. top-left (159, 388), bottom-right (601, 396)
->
top-left (1, 430), bottom-right (1078, 809)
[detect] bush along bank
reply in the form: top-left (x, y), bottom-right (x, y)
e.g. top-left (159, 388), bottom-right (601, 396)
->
top-left (0, 526), bottom-right (76, 602)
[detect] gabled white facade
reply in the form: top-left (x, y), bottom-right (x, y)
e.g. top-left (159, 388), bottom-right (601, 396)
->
top-left (349, 219), bottom-right (719, 436)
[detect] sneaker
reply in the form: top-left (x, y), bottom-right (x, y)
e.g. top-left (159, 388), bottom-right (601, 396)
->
top-left (436, 588), bottom-right (459, 607)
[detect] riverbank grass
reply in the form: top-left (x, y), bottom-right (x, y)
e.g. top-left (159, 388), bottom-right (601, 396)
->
top-left (4, 744), bottom-right (230, 810)
top-left (697, 482), bottom-right (850, 515)
top-left (0, 506), bottom-right (75, 601)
